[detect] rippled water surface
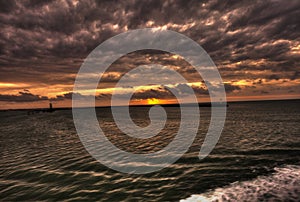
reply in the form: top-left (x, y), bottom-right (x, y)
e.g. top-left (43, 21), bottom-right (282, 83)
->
top-left (0, 100), bottom-right (299, 201)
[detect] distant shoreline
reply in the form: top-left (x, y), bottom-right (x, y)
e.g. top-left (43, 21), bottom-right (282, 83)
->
top-left (1, 98), bottom-right (299, 112)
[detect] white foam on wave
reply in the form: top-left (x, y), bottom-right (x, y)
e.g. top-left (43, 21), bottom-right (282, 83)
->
top-left (180, 165), bottom-right (300, 202)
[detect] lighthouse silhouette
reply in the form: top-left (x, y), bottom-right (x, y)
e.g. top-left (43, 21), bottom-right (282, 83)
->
top-left (48, 102), bottom-right (54, 112)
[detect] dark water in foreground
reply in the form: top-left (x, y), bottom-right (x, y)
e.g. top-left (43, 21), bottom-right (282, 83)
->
top-left (0, 100), bottom-right (299, 201)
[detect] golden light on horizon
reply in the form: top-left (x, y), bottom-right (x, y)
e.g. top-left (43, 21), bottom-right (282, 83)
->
top-left (0, 82), bottom-right (29, 88)
top-left (147, 98), bottom-right (161, 105)
top-left (233, 79), bottom-right (251, 86)
top-left (171, 55), bottom-right (181, 60)
top-left (0, 83), bottom-right (18, 87)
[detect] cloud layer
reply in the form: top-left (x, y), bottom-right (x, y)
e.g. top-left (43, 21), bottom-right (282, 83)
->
top-left (0, 0), bottom-right (299, 107)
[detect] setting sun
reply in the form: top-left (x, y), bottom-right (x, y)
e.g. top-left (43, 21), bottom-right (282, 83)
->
top-left (147, 98), bottom-right (161, 105)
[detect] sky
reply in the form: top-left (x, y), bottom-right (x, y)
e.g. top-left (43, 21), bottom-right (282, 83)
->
top-left (0, 0), bottom-right (299, 109)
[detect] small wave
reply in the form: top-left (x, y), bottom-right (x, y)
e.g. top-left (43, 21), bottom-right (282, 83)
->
top-left (180, 165), bottom-right (300, 202)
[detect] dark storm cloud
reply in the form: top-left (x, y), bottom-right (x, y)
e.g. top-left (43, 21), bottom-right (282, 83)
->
top-left (98, 82), bottom-right (240, 101)
top-left (0, 0), bottom-right (299, 102)
top-left (132, 87), bottom-right (174, 100)
top-left (191, 85), bottom-right (209, 95)
top-left (253, 79), bottom-right (263, 85)
top-left (129, 84), bottom-right (209, 100)
top-left (107, 82), bottom-right (240, 101)
top-left (51, 92), bottom-right (95, 101)
top-left (0, 91), bottom-right (48, 102)
top-left (0, 81), bottom-right (257, 104)
top-left (290, 71), bottom-right (299, 80)
top-left (0, 0), bottom-right (16, 13)
top-left (0, 90), bottom-right (93, 102)
top-left (96, 86), bottom-right (177, 101)
top-left (224, 83), bottom-right (241, 93)
top-left (267, 74), bottom-right (281, 81)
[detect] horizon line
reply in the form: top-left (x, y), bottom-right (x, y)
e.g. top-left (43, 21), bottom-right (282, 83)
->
top-left (1, 97), bottom-right (299, 111)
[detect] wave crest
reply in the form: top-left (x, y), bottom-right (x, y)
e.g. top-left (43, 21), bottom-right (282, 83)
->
top-left (181, 165), bottom-right (300, 202)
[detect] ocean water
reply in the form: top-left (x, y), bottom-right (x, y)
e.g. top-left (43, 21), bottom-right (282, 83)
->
top-left (0, 100), bottom-right (299, 201)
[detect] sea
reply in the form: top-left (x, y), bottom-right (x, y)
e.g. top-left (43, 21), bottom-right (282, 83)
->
top-left (0, 99), bottom-right (299, 201)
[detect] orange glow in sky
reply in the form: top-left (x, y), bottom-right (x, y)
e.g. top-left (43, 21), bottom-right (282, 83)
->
top-left (147, 98), bottom-right (161, 105)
